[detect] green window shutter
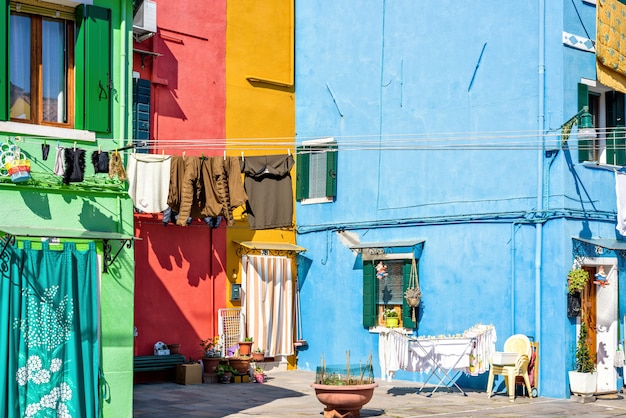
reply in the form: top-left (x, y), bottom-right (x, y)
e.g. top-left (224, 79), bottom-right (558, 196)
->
top-left (577, 83), bottom-right (592, 163)
top-left (606, 92), bottom-right (626, 165)
top-left (75, 5), bottom-right (111, 133)
top-left (362, 260), bottom-right (377, 327)
top-left (296, 146), bottom-right (310, 200)
top-left (326, 144), bottom-right (338, 198)
top-left (0, 1), bottom-right (7, 121)
top-left (401, 260), bottom-right (417, 329)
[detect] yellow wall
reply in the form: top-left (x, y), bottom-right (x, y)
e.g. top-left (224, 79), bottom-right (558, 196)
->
top-left (225, 0), bottom-right (297, 368)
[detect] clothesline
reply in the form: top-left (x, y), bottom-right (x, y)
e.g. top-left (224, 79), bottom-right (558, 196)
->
top-left (378, 323), bottom-right (497, 382)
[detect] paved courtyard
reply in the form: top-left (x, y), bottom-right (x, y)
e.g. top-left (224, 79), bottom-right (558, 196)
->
top-left (133, 369), bottom-right (626, 417)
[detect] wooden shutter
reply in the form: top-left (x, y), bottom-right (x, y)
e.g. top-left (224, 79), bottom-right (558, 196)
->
top-left (0, 0), bottom-right (8, 121)
top-left (325, 143), bottom-right (338, 198)
top-left (362, 260), bottom-right (377, 327)
top-left (401, 259), bottom-right (416, 328)
top-left (577, 83), bottom-right (592, 163)
top-left (606, 91), bottom-right (626, 165)
top-left (75, 4), bottom-right (111, 132)
top-left (296, 146), bottom-right (310, 200)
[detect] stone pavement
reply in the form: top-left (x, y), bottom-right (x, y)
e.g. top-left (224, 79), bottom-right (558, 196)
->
top-left (133, 369), bottom-right (626, 417)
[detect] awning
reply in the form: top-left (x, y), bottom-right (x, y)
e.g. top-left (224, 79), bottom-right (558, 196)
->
top-left (573, 237), bottom-right (626, 251)
top-left (349, 239), bottom-right (425, 261)
top-left (235, 241), bottom-right (306, 257)
top-left (0, 225), bottom-right (139, 272)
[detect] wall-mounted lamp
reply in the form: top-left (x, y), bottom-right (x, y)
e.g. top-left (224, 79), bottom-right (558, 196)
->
top-left (561, 105), bottom-right (595, 146)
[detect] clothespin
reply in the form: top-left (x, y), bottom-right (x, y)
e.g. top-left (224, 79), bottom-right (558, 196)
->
top-left (288, 149), bottom-right (291, 156)
top-left (73, 141), bottom-right (76, 151)
top-left (183, 151), bottom-right (186, 159)
top-left (241, 151), bottom-right (244, 161)
top-left (202, 152), bottom-right (205, 160)
top-left (98, 144), bottom-right (101, 154)
top-left (162, 150), bottom-right (165, 156)
top-left (223, 151), bottom-right (226, 161)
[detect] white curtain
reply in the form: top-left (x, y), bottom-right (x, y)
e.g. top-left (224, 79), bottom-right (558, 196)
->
top-left (241, 255), bottom-right (293, 357)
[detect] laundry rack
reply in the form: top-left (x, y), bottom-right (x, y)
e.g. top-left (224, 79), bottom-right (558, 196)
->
top-left (218, 308), bottom-right (242, 357)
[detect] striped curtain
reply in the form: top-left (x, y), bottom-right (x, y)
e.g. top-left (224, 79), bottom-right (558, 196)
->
top-left (241, 255), bottom-right (293, 357)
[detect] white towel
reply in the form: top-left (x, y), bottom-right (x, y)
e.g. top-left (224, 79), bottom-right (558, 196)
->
top-left (616, 171), bottom-right (626, 235)
top-left (126, 154), bottom-right (171, 213)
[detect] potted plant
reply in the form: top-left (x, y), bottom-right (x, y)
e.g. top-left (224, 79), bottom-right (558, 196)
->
top-left (216, 364), bottom-right (235, 384)
top-left (311, 352), bottom-right (378, 417)
top-left (253, 365), bottom-right (266, 383)
top-left (200, 336), bottom-right (222, 374)
top-left (385, 308), bottom-right (399, 328)
top-left (568, 322), bottom-right (597, 400)
top-left (568, 268), bottom-right (590, 294)
top-left (238, 337), bottom-right (253, 356)
top-left (252, 347), bottom-right (265, 362)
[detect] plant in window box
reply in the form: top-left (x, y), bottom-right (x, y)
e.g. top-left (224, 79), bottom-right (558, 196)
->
top-left (384, 308), bottom-right (399, 328)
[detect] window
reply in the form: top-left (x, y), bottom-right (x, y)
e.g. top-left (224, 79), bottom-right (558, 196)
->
top-left (363, 258), bottom-right (417, 329)
top-left (0, 2), bottom-right (112, 133)
top-left (577, 82), bottom-right (626, 165)
top-left (10, 10), bottom-right (73, 126)
top-left (296, 138), bottom-right (337, 203)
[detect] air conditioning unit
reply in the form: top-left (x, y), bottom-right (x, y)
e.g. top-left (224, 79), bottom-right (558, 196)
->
top-left (133, 0), bottom-right (157, 42)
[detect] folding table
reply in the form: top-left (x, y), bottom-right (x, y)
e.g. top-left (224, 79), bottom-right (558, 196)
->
top-left (409, 336), bottom-right (474, 396)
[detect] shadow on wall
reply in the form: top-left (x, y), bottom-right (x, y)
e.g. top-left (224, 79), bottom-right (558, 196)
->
top-left (20, 190), bottom-right (52, 219)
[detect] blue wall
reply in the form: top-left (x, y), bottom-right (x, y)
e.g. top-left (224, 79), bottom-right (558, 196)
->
top-left (295, 0), bottom-right (620, 398)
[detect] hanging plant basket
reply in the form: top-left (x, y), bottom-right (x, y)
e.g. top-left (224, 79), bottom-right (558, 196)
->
top-left (404, 258), bottom-right (421, 321)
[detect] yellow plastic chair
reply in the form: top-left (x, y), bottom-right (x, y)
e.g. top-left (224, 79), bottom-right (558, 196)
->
top-left (486, 334), bottom-right (533, 402)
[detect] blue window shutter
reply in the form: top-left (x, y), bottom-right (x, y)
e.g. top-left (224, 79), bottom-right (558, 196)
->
top-left (75, 5), bottom-right (111, 132)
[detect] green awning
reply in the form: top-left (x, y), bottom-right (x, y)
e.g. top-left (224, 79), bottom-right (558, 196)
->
top-left (573, 237), bottom-right (626, 251)
top-left (0, 225), bottom-right (137, 241)
top-left (349, 239), bottom-right (425, 261)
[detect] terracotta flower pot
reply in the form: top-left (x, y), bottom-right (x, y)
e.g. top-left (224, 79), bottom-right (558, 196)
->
top-left (229, 358), bottom-right (250, 375)
top-left (167, 343), bottom-right (181, 355)
top-left (201, 357), bottom-right (220, 373)
top-left (311, 382), bottom-right (378, 416)
top-left (238, 341), bottom-right (253, 356)
top-left (252, 352), bottom-right (265, 362)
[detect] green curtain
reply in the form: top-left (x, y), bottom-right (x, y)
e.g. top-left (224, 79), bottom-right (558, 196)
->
top-left (0, 240), bottom-right (99, 417)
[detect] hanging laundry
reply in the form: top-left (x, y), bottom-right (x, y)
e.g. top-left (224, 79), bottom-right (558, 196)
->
top-left (166, 155), bottom-right (247, 227)
top-left (126, 153), bottom-right (171, 213)
top-left (109, 151), bottom-right (127, 181)
top-left (53, 146), bottom-right (65, 176)
top-left (91, 150), bottom-right (110, 174)
top-left (616, 171), bottom-right (626, 235)
top-left (62, 148), bottom-right (85, 184)
top-left (41, 143), bottom-right (50, 161)
top-left (240, 154), bottom-right (294, 230)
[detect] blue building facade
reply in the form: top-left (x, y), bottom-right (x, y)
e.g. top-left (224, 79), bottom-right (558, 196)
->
top-left (294, 0), bottom-right (626, 398)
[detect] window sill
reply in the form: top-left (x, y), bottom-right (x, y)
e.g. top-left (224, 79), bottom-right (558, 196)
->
top-left (300, 197), bottom-right (333, 205)
top-left (368, 326), bottom-right (412, 335)
top-left (0, 122), bottom-right (96, 142)
top-left (581, 161), bottom-right (622, 172)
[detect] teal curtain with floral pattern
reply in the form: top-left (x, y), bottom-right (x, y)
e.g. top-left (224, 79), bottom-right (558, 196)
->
top-left (0, 240), bottom-right (99, 417)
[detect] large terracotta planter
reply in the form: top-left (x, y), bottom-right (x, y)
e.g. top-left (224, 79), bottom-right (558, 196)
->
top-left (229, 358), bottom-right (250, 375)
top-left (311, 382), bottom-right (378, 417)
top-left (201, 357), bottom-right (220, 374)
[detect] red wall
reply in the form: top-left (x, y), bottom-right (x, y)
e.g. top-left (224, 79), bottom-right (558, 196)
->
top-left (134, 215), bottom-right (227, 360)
top-left (132, 0), bottom-right (227, 363)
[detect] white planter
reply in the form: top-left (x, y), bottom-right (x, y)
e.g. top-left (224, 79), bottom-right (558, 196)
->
top-left (568, 370), bottom-right (597, 396)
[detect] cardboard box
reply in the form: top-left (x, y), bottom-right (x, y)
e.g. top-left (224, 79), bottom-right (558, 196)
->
top-left (176, 363), bottom-right (203, 385)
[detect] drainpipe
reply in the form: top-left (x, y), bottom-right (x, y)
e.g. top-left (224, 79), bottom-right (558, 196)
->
top-left (119, 1), bottom-right (128, 143)
top-left (534, 0), bottom-right (546, 396)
